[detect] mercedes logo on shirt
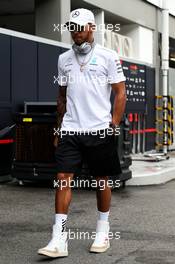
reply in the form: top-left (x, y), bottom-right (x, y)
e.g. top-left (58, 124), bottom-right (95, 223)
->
top-left (72, 11), bottom-right (80, 18)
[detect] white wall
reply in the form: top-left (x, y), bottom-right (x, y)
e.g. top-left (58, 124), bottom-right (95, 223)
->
top-left (93, 9), bottom-right (105, 46)
top-left (121, 24), bottom-right (153, 64)
top-left (146, 0), bottom-right (175, 16)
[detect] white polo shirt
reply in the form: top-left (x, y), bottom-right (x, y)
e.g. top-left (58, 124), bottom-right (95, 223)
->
top-left (58, 43), bottom-right (126, 131)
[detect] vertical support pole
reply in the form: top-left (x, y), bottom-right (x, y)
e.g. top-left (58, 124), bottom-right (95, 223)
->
top-left (161, 0), bottom-right (169, 154)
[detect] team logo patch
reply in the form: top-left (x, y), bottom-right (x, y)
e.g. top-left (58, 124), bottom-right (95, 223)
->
top-left (72, 11), bottom-right (80, 18)
top-left (91, 57), bottom-right (97, 64)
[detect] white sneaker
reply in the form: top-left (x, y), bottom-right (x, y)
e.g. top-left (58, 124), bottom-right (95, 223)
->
top-left (38, 224), bottom-right (68, 258)
top-left (89, 220), bottom-right (110, 253)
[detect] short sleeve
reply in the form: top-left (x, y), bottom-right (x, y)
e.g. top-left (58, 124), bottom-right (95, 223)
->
top-left (107, 51), bottom-right (126, 84)
top-left (58, 56), bottom-right (68, 86)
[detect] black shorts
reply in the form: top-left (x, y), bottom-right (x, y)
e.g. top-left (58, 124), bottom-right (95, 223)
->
top-left (55, 128), bottom-right (122, 177)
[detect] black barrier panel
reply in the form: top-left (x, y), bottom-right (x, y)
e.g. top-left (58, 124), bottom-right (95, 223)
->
top-left (11, 37), bottom-right (38, 111)
top-left (0, 108), bottom-right (13, 129)
top-left (145, 66), bottom-right (156, 151)
top-left (60, 47), bottom-right (69, 54)
top-left (38, 43), bottom-right (62, 101)
top-left (0, 34), bottom-right (11, 103)
top-left (0, 34), bottom-right (11, 130)
top-left (0, 33), bottom-right (68, 128)
top-left (0, 125), bottom-right (16, 176)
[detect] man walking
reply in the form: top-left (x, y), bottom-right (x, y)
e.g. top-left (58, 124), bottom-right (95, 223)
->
top-left (38, 8), bottom-right (126, 258)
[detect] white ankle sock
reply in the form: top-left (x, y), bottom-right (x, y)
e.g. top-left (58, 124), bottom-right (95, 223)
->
top-left (98, 210), bottom-right (110, 222)
top-left (55, 213), bottom-right (68, 232)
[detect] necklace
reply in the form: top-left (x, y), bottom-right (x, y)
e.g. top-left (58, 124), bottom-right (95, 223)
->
top-left (74, 46), bottom-right (95, 72)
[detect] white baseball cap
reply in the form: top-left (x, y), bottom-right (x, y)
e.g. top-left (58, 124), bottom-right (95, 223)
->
top-left (65, 8), bottom-right (95, 28)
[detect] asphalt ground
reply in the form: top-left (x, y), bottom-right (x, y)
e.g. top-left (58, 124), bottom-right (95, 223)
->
top-left (1, 178), bottom-right (175, 264)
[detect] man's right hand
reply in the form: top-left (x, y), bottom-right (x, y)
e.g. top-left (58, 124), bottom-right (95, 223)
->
top-left (53, 136), bottom-right (59, 148)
